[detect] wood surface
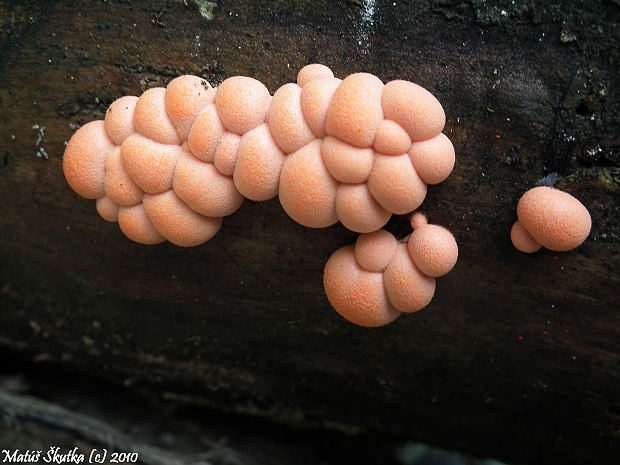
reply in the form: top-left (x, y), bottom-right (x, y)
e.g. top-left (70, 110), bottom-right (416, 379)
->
top-left (1, 1), bottom-right (619, 464)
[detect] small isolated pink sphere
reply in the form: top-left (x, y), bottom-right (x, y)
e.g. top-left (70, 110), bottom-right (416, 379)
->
top-left (515, 186), bottom-right (591, 252)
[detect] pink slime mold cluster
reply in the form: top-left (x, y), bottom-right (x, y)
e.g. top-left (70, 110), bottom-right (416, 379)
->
top-left (63, 64), bottom-right (458, 327)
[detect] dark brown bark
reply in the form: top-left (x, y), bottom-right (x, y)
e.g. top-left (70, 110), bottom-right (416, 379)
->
top-left (1, 1), bottom-right (620, 464)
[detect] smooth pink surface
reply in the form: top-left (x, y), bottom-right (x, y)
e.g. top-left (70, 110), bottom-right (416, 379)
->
top-left (373, 119), bottom-right (412, 156)
top-left (408, 133), bottom-right (455, 185)
top-left (96, 196), bottom-right (120, 222)
top-left (335, 183), bottom-right (391, 233)
top-left (300, 77), bottom-right (342, 138)
top-left (173, 151), bottom-right (244, 217)
top-left (297, 63), bottom-right (334, 87)
top-left (233, 123), bottom-right (285, 201)
top-left (143, 190), bottom-right (223, 247)
top-left (320, 136), bottom-right (375, 184)
top-left (510, 219), bottom-right (542, 253)
top-left (213, 131), bottom-right (241, 177)
top-left (188, 104), bottom-right (225, 162)
top-left (104, 146), bottom-right (144, 206)
top-left (118, 204), bottom-right (166, 245)
top-left (120, 134), bottom-right (182, 194)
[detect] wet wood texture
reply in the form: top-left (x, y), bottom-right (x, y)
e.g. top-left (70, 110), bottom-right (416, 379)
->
top-left (1, 1), bottom-right (619, 464)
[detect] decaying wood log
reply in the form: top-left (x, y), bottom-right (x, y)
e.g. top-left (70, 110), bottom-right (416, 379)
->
top-left (1, 1), bottom-right (619, 464)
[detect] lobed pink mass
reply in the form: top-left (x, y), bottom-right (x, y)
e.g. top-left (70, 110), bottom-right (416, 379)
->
top-left (324, 218), bottom-right (458, 327)
top-left (63, 64), bottom-right (457, 326)
top-left (511, 186), bottom-right (591, 253)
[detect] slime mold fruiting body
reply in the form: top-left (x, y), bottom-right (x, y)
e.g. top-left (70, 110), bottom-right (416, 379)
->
top-left (324, 215), bottom-right (458, 327)
top-left (511, 186), bottom-right (591, 253)
top-left (63, 64), bottom-right (458, 327)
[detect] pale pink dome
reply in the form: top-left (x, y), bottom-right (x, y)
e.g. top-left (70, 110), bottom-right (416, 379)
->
top-left (324, 245), bottom-right (401, 327)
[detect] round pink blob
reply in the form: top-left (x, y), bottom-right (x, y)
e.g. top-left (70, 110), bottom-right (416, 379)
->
top-left (325, 73), bottom-right (384, 148)
top-left (335, 183), bottom-right (392, 233)
top-left (215, 76), bottom-right (271, 135)
top-left (278, 139), bottom-right (339, 228)
top-left (233, 123), bottom-right (285, 201)
top-left (173, 151), bottom-right (244, 217)
top-left (516, 186), bottom-right (591, 252)
top-left (297, 64), bottom-right (334, 87)
top-left (267, 83), bottom-right (316, 154)
top-left (355, 230), bottom-right (398, 273)
top-left (367, 154), bottom-right (427, 214)
top-left (118, 203), bottom-right (166, 245)
top-left (165, 75), bottom-right (215, 141)
top-left (63, 120), bottom-right (115, 199)
top-left (408, 133), bottom-right (455, 185)
top-left (133, 87), bottom-right (180, 145)
top-left (143, 190), bottom-right (223, 247)
top-left (104, 146), bottom-right (144, 206)
top-left (383, 243), bottom-right (436, 313)
top-left (382, 80), bottom-right (445, 142)
top-left (324, 245), bottom-right (401, 328)
top-left (120, 134), bottom-right (182, 194)
top-left (104, 96), bottom-right (138, 145)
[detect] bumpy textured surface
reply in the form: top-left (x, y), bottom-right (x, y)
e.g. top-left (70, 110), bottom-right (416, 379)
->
top-left (63, 64), bottom-right (458, 326)
top-left (512, 186), bottom-right (591, 253)
top-left (324, 214), bottom-right (458, 327)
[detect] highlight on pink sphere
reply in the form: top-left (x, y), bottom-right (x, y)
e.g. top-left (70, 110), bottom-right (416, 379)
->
top-left (300, 77), bottom-right (342, 138)
top-left (335, 183), bottom-right (391, 234)
top-left (96, 196), bottom-right (120, 223)
top-left (512, 186), bottom-right (591, 253)
top-left (267, 83), bottom-right (315, 154)
top-left (118, 204), bottom-right (165, 245)
top-left (408, 133), bottom-right (455, 185)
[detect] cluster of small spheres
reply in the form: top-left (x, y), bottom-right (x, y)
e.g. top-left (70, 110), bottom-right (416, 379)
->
top-left (62, 63), bottom-right (466, 327)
